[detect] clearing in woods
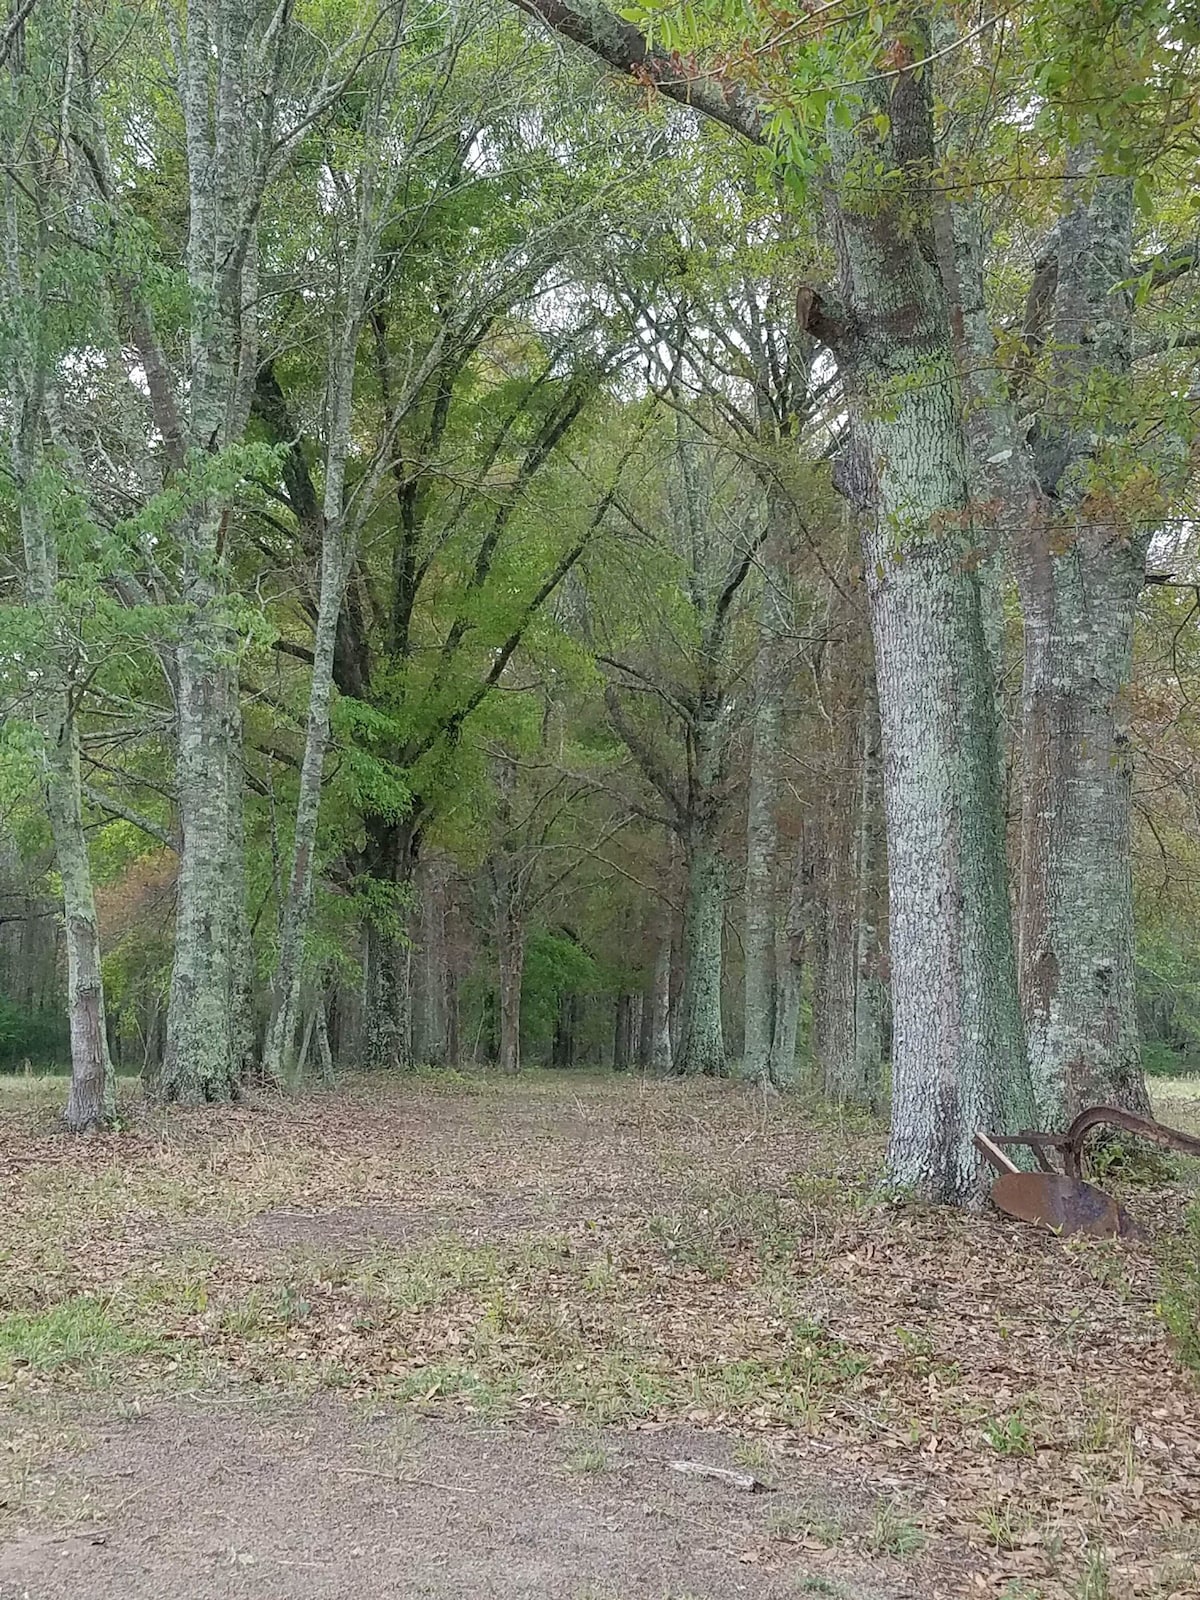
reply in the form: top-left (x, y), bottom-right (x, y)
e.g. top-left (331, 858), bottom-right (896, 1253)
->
top-left (1, 1073), bottom-right (1198, 1600)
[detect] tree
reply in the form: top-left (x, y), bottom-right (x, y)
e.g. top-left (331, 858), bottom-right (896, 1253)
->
top-left (1, 10), bottom-right (115, 1129)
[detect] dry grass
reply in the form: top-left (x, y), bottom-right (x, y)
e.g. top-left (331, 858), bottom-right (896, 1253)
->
top-left (2, 1069), bottom-right (1199, 1599)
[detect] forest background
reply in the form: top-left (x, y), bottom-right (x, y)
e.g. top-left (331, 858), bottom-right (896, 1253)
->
top-left (1, 0), bottom-right (1199, 1207)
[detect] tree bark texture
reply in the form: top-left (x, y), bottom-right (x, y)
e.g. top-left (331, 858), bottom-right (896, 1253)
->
top-left (810, 48), bottom-right (1036, 1199)
top-left (772, 838), bottom-right (812, 1085)
top-left (496, 867), bottom-right (525, 1075)
top-left (675, 839), bottom-right (726, 1076)
top-left (162, 628), bottom-right (240, 1101)
top-left (743, 523), bottom-right (790, 1084)
top-left (1017, 171), bottom-right (1150, 1124)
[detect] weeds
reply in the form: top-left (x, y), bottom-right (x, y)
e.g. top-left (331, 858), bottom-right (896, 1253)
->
top-left (981, 1411), bottom-right (1036, 1457)
top-left (867, 1497), bottom-right (926, 1558)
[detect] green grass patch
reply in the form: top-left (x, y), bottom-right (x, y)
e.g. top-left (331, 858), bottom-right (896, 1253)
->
top-left (0, 1296), bottom-right (156, 1377)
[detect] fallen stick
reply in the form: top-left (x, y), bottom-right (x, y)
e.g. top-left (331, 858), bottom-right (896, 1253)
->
top-left (667, 1459), bottom-right (769, 1493)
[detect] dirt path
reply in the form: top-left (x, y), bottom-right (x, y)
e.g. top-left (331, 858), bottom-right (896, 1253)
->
top-left (0, 1398), bottom-right (909, 1600)
top-left (2, 1073), bottom-right (1198, 1599)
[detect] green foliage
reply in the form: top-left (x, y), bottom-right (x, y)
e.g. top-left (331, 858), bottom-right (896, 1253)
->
top-left (520, 929), bottom-right (601, 1055)
top-left (0, 997), bottom-right (68, 1071)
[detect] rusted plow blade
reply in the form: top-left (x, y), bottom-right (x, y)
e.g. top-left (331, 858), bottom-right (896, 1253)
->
top-left (975, 1106), bottom-right (1200, 1239)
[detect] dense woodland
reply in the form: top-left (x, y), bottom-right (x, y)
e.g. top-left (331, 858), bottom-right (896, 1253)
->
top-left (1, 0), bottom-right (1199, 1205)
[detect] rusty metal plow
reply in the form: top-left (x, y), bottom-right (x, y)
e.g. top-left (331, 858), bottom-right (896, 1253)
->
top-left (974, 1106), bottom-right (1200, 1238)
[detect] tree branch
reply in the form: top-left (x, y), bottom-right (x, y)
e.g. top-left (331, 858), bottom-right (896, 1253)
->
top-left (509, 0), bottom-right (765, 145)
top-left (82, 784), bottom-right (176, 852)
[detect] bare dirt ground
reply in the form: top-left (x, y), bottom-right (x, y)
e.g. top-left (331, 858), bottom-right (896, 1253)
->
top-left (2, 1073), bottom-right (1198, 1600)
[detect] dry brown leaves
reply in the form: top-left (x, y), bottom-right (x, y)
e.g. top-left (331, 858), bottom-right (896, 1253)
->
top-left (1, 1072), bottom-right (1198, 1600)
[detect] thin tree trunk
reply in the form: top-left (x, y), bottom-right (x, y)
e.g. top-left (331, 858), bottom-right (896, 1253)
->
top-left (772, 839), bottom-right (811, 1085)
top-left (315, 994), bottom-right (336, 1085)
top-left (847, 667), bottom-right (885, 1106)
top-left (227, 695), bottom-right (256, 1084)
top-left (496, 876), bottom-right (524, 1075)
top-left (743, 534), bottom-right (789, 1084)
top-left (51, 708), bottom-right (116, 1131)
top-left (648, 923), bottom-right (673, 1073)
top-left (444, 967), bottom-right (460, 1068)
top-left (675, 838), bottom-right (726, 1076)
top-left (262, 524), bottom-right (354, 1083)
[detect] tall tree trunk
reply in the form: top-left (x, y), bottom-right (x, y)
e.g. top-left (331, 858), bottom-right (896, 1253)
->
top-left (263, 525), bottom-right (354, 1084)
top-left (162, 624), bottom-right (239, 1102)
top-left (804, 42), bottom-right (1035, 1199)
top-left (12, 482), bottom-right (114, 1131)
top-left (1017, 172), bottom-right (1151, 1123)
top-left (675, 838), bottom-right (726, 1076)
top-left (444, 966), bottom-right (460, 1068)
top-left (743, 535), bottom-right (789, 1083)
top-left (262, 190), bottom-right (374, 1085)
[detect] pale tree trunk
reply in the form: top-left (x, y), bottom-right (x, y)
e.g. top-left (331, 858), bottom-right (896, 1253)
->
top-left (315, 997), bottom-right (336, 1085)
top-left (47, 700), bottom-right (115, 1131)
top-left (676, 838), bottom-right (726, 1076)
top-left (263, 163), bottom-right (381, 1085)
top-left (647, 920), bottom-right (673, 1073)
top-left (743, 527), bottom-right (789, 1084)
top-left (817, 662), bottom-right (886, 1107)
top-left (147, 0), bottom-right (284, 1099)
top-left (262, 519), bottom-right (355, 1083)
top-left (803, 45), bottom-right (1035, 1200)
top-left (1017, 171), bottom-right (1150, 1123)
top-left (162, 629), bottom-right (239, 1101)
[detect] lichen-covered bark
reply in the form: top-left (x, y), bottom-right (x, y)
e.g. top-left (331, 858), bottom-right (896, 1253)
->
top-left (810, 42), bottom-right (1035, 1199)
top-left (161, 623), bottom-right (239, 1102)
top-left (1017, 168), bottom-right (1150, 1124)
top-left (675, 839), bottom-right (727, 1076)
